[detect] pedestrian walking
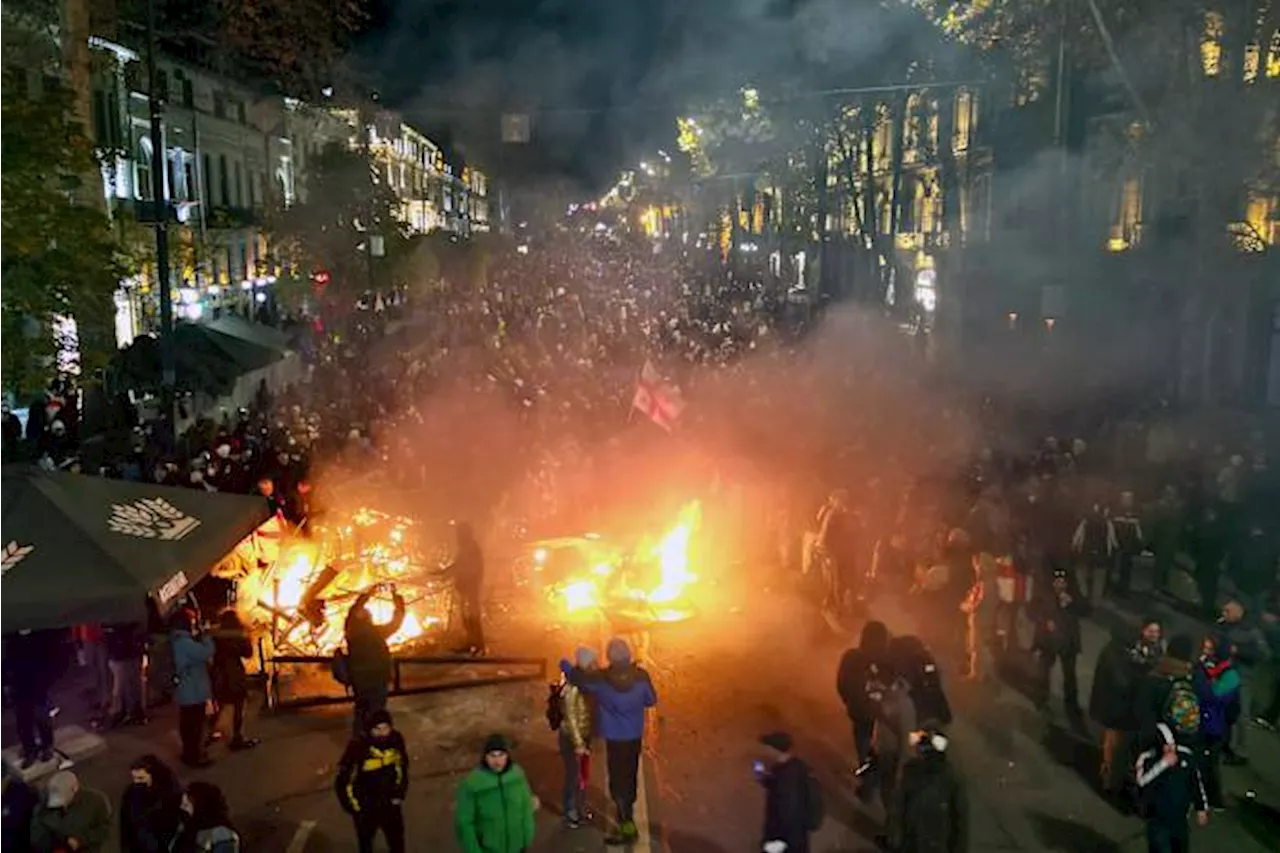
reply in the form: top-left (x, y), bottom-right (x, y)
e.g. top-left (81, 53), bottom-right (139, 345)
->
top-left (1192, 633), bottom-right (1240, 810)
top-left (335, 709), bottom-right (408, 853)
top-left (170, 609), bottom-right (215, 768)
top-left (104, 620), bottom-right (148, 727)
top-left (563, 637), bottom-right (658, 845)
top-left (554, 647), bottom-right (597, 827)
top-left (870, 640), bottom-right (921, 851)
top-left (897, 725), bottom-right (969, 853)
top-left (836, 620), bottom-right (890, 788)
top-left (454, 734), bottom-right (536, 853)
top-left (1134, 723), bottom-right (1209, 853)
top-left (1030, 568), bottom-right (1085, 719)
top-left (119, 755), bottom-right (184, 853)
top-left (757, 731), bottom-right (819, 853)
top-left (341, 585), bottom-right (405, 735)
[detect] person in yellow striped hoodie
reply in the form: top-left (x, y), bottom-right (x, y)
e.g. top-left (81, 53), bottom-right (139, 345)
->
top-left (335, 709), bottom-right (409, 853)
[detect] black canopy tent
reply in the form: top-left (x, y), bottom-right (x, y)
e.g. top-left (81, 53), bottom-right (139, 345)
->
top-left (1, 467), bottom-right (271, 632)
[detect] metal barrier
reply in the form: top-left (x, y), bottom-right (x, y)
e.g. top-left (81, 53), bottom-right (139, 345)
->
top-left (265, 653), bottom-right (547, 710)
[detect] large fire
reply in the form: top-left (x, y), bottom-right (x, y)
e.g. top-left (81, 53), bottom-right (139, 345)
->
top-left (536, 501), bottom-right (702, 625)
top-left (239, 509), bottom-right (449, 656)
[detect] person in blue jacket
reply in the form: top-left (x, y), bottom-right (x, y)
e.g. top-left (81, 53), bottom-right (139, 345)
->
top-left (562, 637), bottom-right (657, 845)
top-left (170, 608), bottom-right (215, 768)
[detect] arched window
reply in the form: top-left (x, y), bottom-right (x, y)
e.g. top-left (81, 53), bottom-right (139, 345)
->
top-left (135, 137), bottom-right (153, 201)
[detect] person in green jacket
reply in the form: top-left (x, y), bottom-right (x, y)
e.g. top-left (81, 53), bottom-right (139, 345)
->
top-left (454, 734), bottom-right (536, 853)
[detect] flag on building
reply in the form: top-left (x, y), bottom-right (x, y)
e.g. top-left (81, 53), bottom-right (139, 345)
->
top-left (632, 360), bottom-right (684, 432)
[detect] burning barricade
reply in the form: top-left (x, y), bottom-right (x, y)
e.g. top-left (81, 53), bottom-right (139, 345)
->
top-left (531, 500), bottom-right (703, 627)
top-left (235, 508), bottom-right (453, 657)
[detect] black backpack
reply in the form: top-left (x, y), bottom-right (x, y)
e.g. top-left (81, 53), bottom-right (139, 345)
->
top-left (891, 636), bottom-right (953, 725)
top-left (804, 771), bottom-right (825, 831)
top-left (546, 680), bottom-right (565, 731)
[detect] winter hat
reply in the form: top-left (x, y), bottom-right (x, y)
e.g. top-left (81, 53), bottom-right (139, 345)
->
top-left (574, 646), bottom-right (598, 669)
top-left (482, 733), bottom-right (510, 755)
top-left (365, 709), bottom-right (393, 731)
top-left (606, 637), bottom-right (632, 666)
top-left (759, 731), bottom-right (793, 753)
top-left (1166, 634), bottom-right (1195, 662)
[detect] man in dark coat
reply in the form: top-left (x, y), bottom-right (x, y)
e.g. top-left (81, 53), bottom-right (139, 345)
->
top-left (445, 522), bottom-right (486, 655)
top-left (119, 755), bottom-right (184, 853)
top-left (758, 731), bottom-right (812, 853)
top-left (343, 587), bottom-right (406, 735)
top-left (1031, 569), bottom-right (1086, 718)
top-left (896, 725), bottom-right (969, 853)
top-left (1089, 617), bottom-right (1163, 800)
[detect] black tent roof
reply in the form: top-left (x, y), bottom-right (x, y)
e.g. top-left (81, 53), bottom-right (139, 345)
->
top-left (1, 467), bottom-right (271, 632)
top-left (112, 323), bottom-right (283, 394)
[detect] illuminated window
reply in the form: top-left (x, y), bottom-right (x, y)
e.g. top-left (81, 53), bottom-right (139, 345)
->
top-left (953, 89), bottom-right (972, 153)
top-left (873, 105), bottom-right (892, 173)
top-left (1202, 12), bottom-right (1224, 77)
top-left (1243, 193), bottom-right (1277, 247)
top-left (1244, 43), bottom-right (1260, 84)
top-left (903, 93), bottom-right (922, 165)
top-left (1268, 29), bottom-right (1280, 78)
top-left (1108, 176), bottom-right (1143, 251)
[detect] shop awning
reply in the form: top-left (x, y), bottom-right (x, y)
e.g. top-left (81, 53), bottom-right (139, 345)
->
top-left (1, 466), bottom-right (272, 632)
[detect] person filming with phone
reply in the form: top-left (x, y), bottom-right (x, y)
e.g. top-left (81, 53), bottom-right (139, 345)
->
top-left (342, 584), bottom-right (406, 735)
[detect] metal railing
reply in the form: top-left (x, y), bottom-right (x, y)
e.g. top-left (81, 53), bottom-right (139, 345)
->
top-left (263, 652), bottom-right (547, 710)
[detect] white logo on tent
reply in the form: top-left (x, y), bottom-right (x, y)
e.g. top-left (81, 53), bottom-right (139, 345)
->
top-left (108, 498), bottom-right (201, 541)
top-left (1, 541), bottom-right (35, 576)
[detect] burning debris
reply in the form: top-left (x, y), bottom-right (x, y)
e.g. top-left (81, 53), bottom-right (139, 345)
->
top-left (237, 508), bottom-right (452, 656)
top-left (532, 500), bottom-right (703, 625)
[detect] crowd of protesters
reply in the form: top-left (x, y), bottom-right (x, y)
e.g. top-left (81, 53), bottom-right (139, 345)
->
top-left (4, 227), bottom-right (1279, 853)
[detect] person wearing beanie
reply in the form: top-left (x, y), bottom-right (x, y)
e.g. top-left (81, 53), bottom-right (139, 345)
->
top-left (334, 709), bottom-right (409, 853)
top-left (557, 647), bottom-right (598, 828)
top-left (757, 731), bottom-right (816, 853)
top-left (454, 734), bottom-right (536, 853)
top-left (561, 637), bottom-right (658, 845)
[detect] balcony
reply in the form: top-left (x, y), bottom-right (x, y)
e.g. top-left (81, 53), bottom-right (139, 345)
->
top-left (206, 205), bottom-right (263, 229)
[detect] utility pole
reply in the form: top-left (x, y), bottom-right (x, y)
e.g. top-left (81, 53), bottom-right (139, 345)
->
top-left (146, 0), bottom-right (175, 442)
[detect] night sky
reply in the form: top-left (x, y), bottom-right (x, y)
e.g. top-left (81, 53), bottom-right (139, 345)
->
top-left (354, 0), bottom-right (954, 189)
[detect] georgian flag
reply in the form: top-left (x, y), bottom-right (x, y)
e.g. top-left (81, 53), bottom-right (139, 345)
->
top-left (632, 359), bottom-right (684, 432)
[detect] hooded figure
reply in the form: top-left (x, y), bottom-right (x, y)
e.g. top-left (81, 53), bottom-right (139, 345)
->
top-left (837, 620), bottom-right (890, 776)
top-left (454, 735), bottom-right (536, 853)
top-left (335, 709), bottom-right (409, 853)
top-left (895, 725), bottom-right (969, 853)
top-left (564, 638), bottom-right (657, 845)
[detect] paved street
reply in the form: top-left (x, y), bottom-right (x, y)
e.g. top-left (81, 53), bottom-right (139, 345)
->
top-left (25, 575), bottom-right (1280, 853)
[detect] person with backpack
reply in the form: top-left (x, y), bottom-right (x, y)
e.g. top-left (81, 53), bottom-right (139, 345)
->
top-left (1089, 617), bottom-right (1163, 802)
top-left (896, 724), bottom-right (969, 853)
top-left (757, 731), bottom-right (820, 853)
top-left (870, 640), bottom-right (921, 851)
top-left (1192, 633), bottom-right (1240, 810)
top-left (1133, 723), bottom-right (1209, 853)
top-left (553, 647), bottom-right (598, 828)
top-left (334, 709), bottom-right (409, 853)
top-left (1136, 634), bottom-right (1203, 748)
top-left (836, 621), bottom-right (891, 783)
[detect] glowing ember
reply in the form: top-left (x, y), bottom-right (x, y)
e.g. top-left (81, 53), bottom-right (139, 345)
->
top-left (244, 507), bottom-right (449, 656)
top-left (542, 501), bottom-right (702, 624)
